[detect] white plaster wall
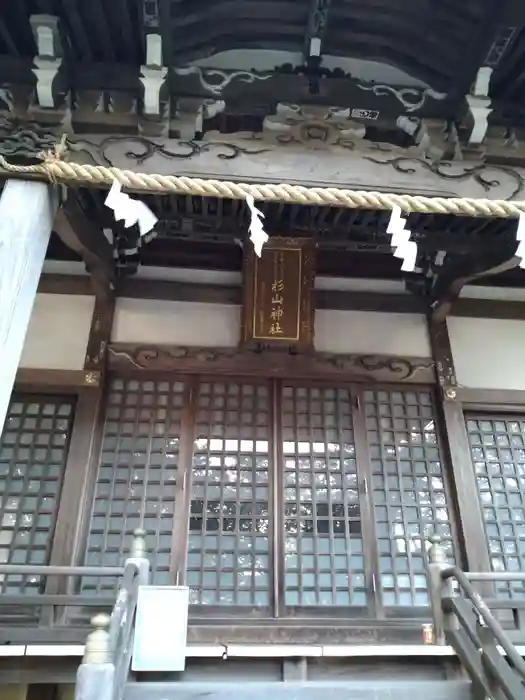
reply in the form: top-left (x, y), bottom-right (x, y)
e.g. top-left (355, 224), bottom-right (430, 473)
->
top-left (448, 316), bottom-right (525, 390)
top-left (112, 299), bottom-right (242, 347)
top-left (315, 310), bottom-right (430, 356)
top-left (19, 294), bottom-right (94, 370)
top-left (112, 299), bottom-right (431, 357)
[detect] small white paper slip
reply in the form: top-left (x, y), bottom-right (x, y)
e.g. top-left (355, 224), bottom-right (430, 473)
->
top-left (132, 585), bottom-right (190, 672)
top-left (104, 180), bottom-right (158, 236)
top-left (515, 213), bottom-right (525, 268)
top-left (391, 228), bottom-right (411, 250)
top-left (245, 194), bottom-right (269, 257)
top-left (386, 204), bottom-right (407, 235)
top-left (400, 241), bottom-right (418, 272)
top-left (515, 212), bottom-right (525, 241)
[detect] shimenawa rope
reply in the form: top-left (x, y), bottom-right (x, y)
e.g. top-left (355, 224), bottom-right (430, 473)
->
top-left (0, 137), bottom-right (524, 219)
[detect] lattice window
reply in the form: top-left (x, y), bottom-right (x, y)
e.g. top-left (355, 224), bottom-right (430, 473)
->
top-left (187, 381), bottom-right (271, 607)
top-left (364, 389), bottom-right (454, 607)
top-left (0, 395), bottom-right (74, 592)
top-left (466, 414), bottom-right (525, 599)
top-left (281, 385), bottom-right (365, 607)
top-left (84, 378), bottom-right (184, 591)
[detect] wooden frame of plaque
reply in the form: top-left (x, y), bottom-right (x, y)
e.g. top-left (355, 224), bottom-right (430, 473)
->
top-left (240, 237), bottom-right (316, 353)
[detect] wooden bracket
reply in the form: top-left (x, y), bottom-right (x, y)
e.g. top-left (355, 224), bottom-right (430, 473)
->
top-left (54, 194), bottom-right (115, 301)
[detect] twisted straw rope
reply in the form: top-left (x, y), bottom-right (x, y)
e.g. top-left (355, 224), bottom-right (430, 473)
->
top-left (0, 142), bottom-right (524, 219)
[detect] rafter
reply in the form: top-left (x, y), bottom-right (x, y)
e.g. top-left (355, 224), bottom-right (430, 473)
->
top-left (0, 18), bottom-right (19, 56)
top-left (303, 0), bottom-right (331, 94)
top-left (449, 0), bottom-right (504, 106)
top-left (305, 0), bottom-right (331, 58)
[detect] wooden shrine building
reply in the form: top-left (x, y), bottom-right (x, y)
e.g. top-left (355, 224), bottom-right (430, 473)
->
top-left (2, 2), bottom-right (525, 700)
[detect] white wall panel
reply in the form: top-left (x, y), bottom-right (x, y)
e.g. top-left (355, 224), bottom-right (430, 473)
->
top-left (448, 316), bottom-right (525, 390)
top-left (315, 310), bottom-right (430, 356)
top-left (112, 299), bottom-right (241, 347)
top-left (20, 294), bottom-right (94, 370)
top-left (112, 299), bottom-right (431, 357)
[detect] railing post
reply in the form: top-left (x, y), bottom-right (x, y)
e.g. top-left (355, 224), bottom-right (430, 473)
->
top-left (75, 614), bottom-right (115, 700)
top-left (128, 528), bottom-right (150, 585)
top-left (427, 535), bottom-right (452, 645)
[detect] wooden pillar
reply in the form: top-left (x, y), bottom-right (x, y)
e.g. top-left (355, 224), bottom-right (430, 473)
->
top-left (428, 316), bottom-right (491, 572)
top-left (0, 180), bottom-right (57, 434)
top-left (49, 294), bottom-right (115, 570)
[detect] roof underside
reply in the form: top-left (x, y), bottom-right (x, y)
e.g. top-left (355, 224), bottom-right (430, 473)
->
top-left (1, 2), bottom-right (525, 292)
top-left (1, 0), bottom-right (525, 102)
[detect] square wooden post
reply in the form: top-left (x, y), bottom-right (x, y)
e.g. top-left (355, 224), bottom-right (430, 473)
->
top-left (0, 180), bottom-right (57, 434)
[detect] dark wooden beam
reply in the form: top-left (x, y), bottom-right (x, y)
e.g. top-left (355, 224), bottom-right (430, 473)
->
top-left (456, 387), bottom-right (525, 408)
top-left (116, 278), bottom-right (427, 313)
top-left (15, 368), bottom-right (87, 391)
top-left (170, 65), bottom-right (453, 119)
top-left (427, 317), bottom-right (491, 573)
top-left (27, 684), bottom-right (58, 700)
top-left (83, 293), bottom-right (116, 387)
top-left (37, 272), bottom-right (525, 318)
top-left (108, 342), bottom-right (434, 384)
top-left (38, 273), bottom-right (93, 295)
top-left (452, 297), bottom-right (525, 319)
top-left (53, 195), bottom-right (115, 300)
top-left (430, 239), bottom-right (520, 322)
top-left (118, 277), bottom-right (241, 304)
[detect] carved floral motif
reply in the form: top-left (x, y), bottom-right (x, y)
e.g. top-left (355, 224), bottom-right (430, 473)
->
top-left (108, 345), bottom-right (434, 383)
top-left (69, 135), bottom-right (271, 166)
top-left (356, 84), bottom-right (446, 114)
top-left (260, 104), bottom-right (365, 150)
top-left (364, 152), bottom-right (525, 200)
top-left (174, 66), bottom-right (273, 96)
top-left (0, 116), bottom-right (58, 160)
top-left (174, 64), bottom-right (448, 116)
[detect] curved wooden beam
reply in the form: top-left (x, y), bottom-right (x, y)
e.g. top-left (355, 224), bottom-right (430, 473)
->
top-left (53, 194), bottom-right (115, 300)
top-left (430, 239), bottom-right (520, 322)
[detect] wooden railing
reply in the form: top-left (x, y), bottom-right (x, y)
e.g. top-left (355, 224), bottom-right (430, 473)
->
top-left (427, 536), bottom-right (525, 700)
top-left (75, 529), bottom-right (150, 700)
top-left (0, 530), bottom-right (149, 646)
top-left (0, 530), bottom-right (150, 700)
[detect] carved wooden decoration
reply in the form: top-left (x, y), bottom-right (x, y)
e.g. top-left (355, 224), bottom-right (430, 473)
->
top-left (108, 344), bottom-right (435, 384)
top-left (240, 237), bottom-right (316, 352)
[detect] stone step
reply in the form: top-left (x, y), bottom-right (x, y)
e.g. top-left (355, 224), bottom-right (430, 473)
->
top-left (124, 679), bottom-right (471, 700)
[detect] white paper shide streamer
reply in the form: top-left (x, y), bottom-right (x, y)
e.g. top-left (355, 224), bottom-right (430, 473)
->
top-left (104, 180), bottom-right (158, 236)
top-left (245, 194), bottom-right (269, 257)
top-left (386, 205), bottom-right (417, 272)
top-left (515, 213), bottom-right (525, 269)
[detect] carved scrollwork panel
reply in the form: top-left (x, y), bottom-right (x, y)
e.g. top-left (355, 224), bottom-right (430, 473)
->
top-left (0, 115), bottom-right (58, 161)
top-left (108, 344), bottom-right (435, 384)
top-left (68, 134), bottom-right (271, 167)
top-left (364, 152), bottom-right (525, 201)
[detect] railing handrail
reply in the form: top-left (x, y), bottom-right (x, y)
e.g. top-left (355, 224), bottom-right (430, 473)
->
top-left (75, 529), bottom-right (151, 700)
top-left (0, 564), bottom-right (125, 577)
top-left (426, 537), bottom-right (525, 700)
top-left (465, 572), bottom-right (525, 582)
top-left (439, 565), bottom-right (525, 678)
top-left (441, 566), bottom-right (525, 678)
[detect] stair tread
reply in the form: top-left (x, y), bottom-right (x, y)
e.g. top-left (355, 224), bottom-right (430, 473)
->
top-left (124, 679), bottom-right (472, 700)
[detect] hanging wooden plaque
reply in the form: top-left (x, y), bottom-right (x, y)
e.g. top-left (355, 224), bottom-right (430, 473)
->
top-left (240, 237), bottom-right (316, 352)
